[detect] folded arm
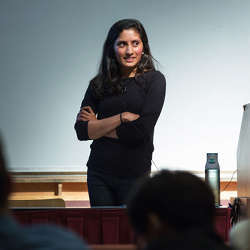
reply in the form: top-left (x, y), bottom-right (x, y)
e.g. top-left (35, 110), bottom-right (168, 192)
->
top-left (75, 105), bottom-right (140, 140)
top-left (74, 72), bottom-right (166, 143)
top-left (76, 106), bottom-right (120, 140)
top-left (115, 72), bottom-right (166, 146)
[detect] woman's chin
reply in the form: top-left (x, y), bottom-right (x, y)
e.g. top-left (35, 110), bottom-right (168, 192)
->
top-left (121, 64), bottom-right (138, 71)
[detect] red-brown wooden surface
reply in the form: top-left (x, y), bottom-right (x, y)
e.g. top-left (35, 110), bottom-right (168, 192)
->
top-left (12, 207), bottom-right (231, 244)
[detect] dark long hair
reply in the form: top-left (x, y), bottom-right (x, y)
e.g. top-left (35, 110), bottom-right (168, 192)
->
top-left (91, 19), bottom-right (156, 98)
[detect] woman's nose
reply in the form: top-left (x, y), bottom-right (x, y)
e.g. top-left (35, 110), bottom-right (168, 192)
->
top-left (126, 45), bottom-right (133, 54)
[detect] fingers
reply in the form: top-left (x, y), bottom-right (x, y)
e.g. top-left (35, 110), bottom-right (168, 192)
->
top-left (128, 112), bottom-right (140, 120)
top-left (77, 107), bottom-right (97, 122)
top-left (77, 113), bottom-right (90, 121)
top-left (121, 112), bottom-right (140, 122)
top-left (78, 114), bottom-right (92, 120)
top-left (81, 106), bottom-right (95, 115)
top-left (81, 110), bottom-right (93, 116)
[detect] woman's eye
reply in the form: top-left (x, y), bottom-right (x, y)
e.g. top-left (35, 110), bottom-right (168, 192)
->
top-left (133, 41), bottom-right (140, 46)
top-left (117, 42), bottom-right (126, 47)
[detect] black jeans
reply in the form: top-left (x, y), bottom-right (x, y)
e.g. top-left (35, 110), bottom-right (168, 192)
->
top-left (87, 168), bottom-right (138, 207)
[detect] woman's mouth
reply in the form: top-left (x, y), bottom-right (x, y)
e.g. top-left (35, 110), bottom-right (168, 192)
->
top-left (124, 57), bottom-right (135, 62)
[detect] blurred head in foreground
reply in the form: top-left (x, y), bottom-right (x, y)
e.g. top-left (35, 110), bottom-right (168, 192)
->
top-left (0, 135), bottom-right (89, 250)
top-left (0, 136), bottom-right (11, 212)
top-left (126, 170), bottom-right (224, 249)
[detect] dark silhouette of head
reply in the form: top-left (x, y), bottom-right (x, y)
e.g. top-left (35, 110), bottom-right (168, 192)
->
top-left (127, 170), bottom-right (217, 245)
top-left (0, 136), bottom-right (11, 210)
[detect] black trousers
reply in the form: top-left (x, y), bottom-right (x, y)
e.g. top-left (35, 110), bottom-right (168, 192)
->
top-left (87, 168), bottom-right (138, 207)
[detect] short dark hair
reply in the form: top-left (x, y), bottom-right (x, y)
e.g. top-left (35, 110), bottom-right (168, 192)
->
top-left (91, 19), bottom-right (156, 98)
top-left (0, 136), bottom-right (11, 208)
top-left (127, 170), bottom-right (215, 235)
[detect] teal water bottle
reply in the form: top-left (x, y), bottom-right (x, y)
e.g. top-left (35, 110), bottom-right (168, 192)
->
top-left (205, 153), bottom-right (220, 207)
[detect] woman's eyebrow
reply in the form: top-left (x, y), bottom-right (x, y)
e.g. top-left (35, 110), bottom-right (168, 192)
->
top-left (116, 40), bottom-right (127, 45)
top-left (117, 39), bottom-right (140, 43)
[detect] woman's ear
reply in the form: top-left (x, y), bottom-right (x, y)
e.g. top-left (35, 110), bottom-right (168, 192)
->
top-left (134, 213), bottom-right (163, 250)
top-left (148, 213), bottom-right (163, 234)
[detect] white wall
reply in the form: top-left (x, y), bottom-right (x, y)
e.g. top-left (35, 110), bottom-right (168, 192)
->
top-left (0, 0), bottom-right (249, 173)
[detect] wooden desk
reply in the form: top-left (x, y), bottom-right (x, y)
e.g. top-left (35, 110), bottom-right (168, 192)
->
top-left (12, 207), bottom-right (231, 244)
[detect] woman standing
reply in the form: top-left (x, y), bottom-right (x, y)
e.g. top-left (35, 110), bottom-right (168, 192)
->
top-left (75, 19), bottom-right (166, 207)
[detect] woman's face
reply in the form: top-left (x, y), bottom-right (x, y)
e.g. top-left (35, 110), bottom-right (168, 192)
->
top-left (114, 28), bottom-right (144, 76)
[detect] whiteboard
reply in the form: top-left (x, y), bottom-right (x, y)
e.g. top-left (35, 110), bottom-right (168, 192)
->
top-left (0, 0), bottom-right (250, 173)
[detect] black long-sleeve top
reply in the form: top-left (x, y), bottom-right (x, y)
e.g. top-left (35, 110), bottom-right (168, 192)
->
top-left (74, 70), bottom-right (166, 178)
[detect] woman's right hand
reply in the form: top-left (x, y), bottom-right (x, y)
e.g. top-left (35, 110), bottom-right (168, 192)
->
top-left (121, 112), bottom-right (140, 123)
top-left (77, 106), bottom-right (97, 122)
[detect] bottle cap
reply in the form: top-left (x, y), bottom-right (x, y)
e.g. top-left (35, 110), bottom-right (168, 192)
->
top-left (206, 153), bottom-right (220, 169)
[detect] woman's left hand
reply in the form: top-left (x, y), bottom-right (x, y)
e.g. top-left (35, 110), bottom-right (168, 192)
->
top-left (77, 106), bottom-right (97, 122)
